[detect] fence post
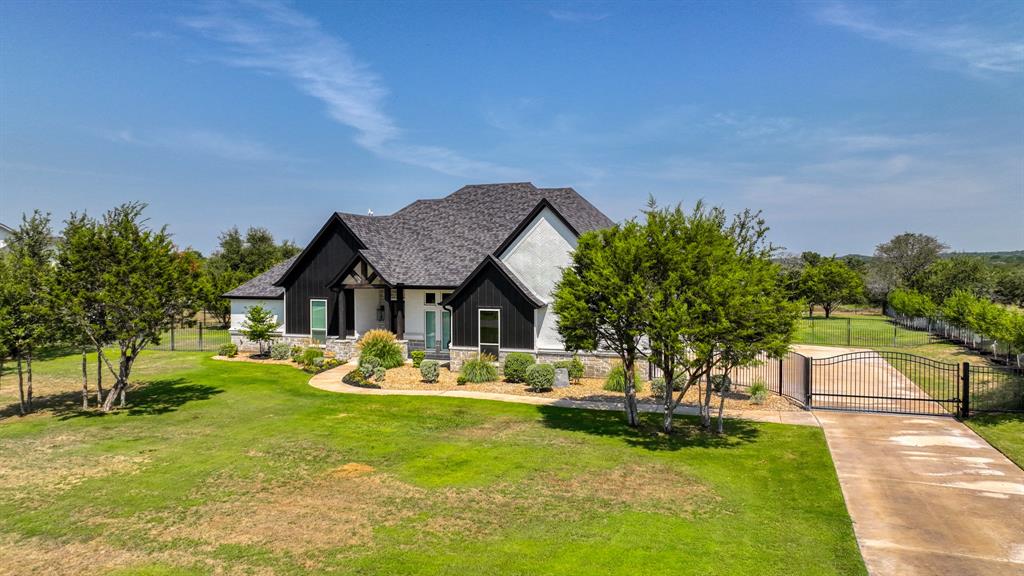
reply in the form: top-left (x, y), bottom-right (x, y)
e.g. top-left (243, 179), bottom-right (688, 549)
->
top-left (778, 357), bottom-right (784, 396)
top-left (960, 362), bottom-right (970, 419)
top-left (893, 324), bottom-right (897, 347)
top-left (170, 326), bottom-right (175, 351)
top-left (199, 323), bottom-right (204, 351)
top-left (847, 318), bottom-right (852, 346)
top-left (803, 355), bottom-right (813, 407)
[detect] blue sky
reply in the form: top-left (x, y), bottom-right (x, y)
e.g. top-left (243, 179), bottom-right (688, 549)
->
top-left (1, 1), bottom-right (1021, 255)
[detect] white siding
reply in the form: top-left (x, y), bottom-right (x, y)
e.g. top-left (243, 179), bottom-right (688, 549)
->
top-left (353, 288), bottom-right (384, 336)
top-left (499, 207), bottom-right (577, 351)
top-left (230, 299), bottom-right (285, 333)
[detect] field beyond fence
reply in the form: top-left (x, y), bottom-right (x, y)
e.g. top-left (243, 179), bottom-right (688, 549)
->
top-left (794, 315), bottom-right (931, 348)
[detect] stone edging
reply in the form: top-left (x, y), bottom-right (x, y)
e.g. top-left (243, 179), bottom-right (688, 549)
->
top-left (307, 363), bottom-right (819, 427)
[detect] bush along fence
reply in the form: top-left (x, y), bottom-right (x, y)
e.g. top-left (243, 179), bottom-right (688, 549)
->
top-left (149, 321), bottom-right (231, 352)
top-left (651, 349), bottom-right (1024, 418)
top-left (885, 305), bottom-right (1022, 366)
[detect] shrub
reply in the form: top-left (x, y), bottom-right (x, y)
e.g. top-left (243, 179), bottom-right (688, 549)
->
top-left (269, 340), bottom-right (291, 360)
top-left (342, 368), bottom-right (379, 388)
top-left (359, 354), bottom-right (381, 373)
top-left (650, 377), bottom-right (666, 397)
top-left (603, 364), bottom-right (642, 392)
top-left (301, 347), bottom-right (324, 367)
top-left (503, 352), bottom-right (535, 383)
top-left (525, 363), bottom-right (555, 391)
top-left (456, 375), bottom-right (468, 385)
top-left (356, 329), bottom-right (404, 369)
top-left (553, 356), bottom-right (584, 384)
top-left (420, 359), bottom-right (439, 383)
top-left (461, 353), bottom-right (498, 383)
top-left (218, 343), bottom-right (238, 358)
top-left (410, 350), bottom-right (426, 368)
top-left (710, 374), bottom-right (732, 394)
top-left (373, 366), bottom-right (386, 382)
top-left (291, 346), bottom-right (304, 363)
top-left (749, 380), bottom-right (769, 405)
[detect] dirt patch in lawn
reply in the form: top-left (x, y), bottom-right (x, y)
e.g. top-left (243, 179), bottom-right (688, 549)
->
top-left (213, 354), bottom-right (297, 366)
top-left (0, 533), bottom-right (222, 576)
top-left (376, 364), bottom-right (798, 411)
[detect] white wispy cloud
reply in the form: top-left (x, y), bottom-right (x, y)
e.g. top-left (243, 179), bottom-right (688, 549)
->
top-left (816, 2), bottom-right (1024, 75)
top-left (180, 0), bottom-right (519, 178)
top-left (548, 9), bottom-right (609, 23)
top-left (104, 128), bottom-right (294, 163)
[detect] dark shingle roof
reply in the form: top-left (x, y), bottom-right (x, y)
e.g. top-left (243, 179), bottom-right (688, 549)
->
top-left (337, 182), bottom-right (614, 286)
top-left (226, 183), bottom-right (614, 296)
top-left (222, 255), bottom-right (298, 298)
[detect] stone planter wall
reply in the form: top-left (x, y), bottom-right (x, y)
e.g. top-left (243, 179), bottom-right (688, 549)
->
top-left (230, 332), bottom-right (407, 363)
top-left (448, 346), bottom-right (648, 380)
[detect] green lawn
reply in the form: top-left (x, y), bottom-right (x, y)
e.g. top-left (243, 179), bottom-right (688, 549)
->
top-left (794, 314), bottom-right (929, 348)
top-left (0, 351), bottom-right (865, 576)
top-left (965, 413), bottom-right (1024, 469)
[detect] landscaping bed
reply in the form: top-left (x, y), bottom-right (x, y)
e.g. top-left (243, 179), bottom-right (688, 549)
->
top-left (368, 364), bottom-right (799, 411)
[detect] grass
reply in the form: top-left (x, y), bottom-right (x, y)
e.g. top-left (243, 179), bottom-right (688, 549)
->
top-left (964, 413), bottom-right (1024, 468)
top-left (793, 314), bottom-right (929, 348)
top-left (0, 350), bottom-right (865, 575)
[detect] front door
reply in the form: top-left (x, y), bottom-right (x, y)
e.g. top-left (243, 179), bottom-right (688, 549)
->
top-left (423, 309), bottom-right (452, 352)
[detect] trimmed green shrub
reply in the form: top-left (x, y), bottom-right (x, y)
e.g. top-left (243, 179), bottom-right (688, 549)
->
top-left (420, 359), bottom-right (439, 383)
top-left (456, 374), bottom-right (468, 385)
top-left (342, 368), bottom-right (379, 388)
top-left (269, 340), bottom-right (291, 360)
top-left (749, 380), bottom-right (769, 405)
top-left (359, 354), bottom-right (381, 372)
top-left (503, 352), bottom-right (535, 383)
top-left (526, 363), bottom-right (555, 391)
top-left (373, 366), bottom-right (386, 382)
top-left (461, 353), bottom-right (498, 383)
top-left (410, 350), bottom-right (426, 368)
top-left (218, 343), bottom-right (238, 358)
top-left (710, 374), bottom-right (732, 394)
top-left (650, 377), bottom-right (667, 397)
top-left (603, 364), bottom-right (643, 392)
top-left (356, 329), bottom-right (404, 369)
top-left (300, 347), bottom-right (324, 367)
top-left (553, 357), bottom-right (584, 384)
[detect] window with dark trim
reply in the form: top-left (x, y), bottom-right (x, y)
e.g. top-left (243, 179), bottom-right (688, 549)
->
top-left (310, 299), bottom-right (327, 344)
top-left (425, 292), bottom-right (436, 304)
top-left (479, 309), bottom-right (500, 358)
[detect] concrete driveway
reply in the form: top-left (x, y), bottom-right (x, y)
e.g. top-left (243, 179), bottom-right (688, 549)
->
top-left (818, 411), bottom-right (1024, 576)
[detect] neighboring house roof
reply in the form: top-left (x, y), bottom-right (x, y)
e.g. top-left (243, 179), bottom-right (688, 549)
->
top-left (228, 182), bottom-right (614, 297)
top-left (222, 255), bottom-right (298, 298)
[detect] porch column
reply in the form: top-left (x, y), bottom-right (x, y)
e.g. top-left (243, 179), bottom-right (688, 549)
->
top-left (395, 288), bottom-right (405, 340)
top-left (383, 286), bottom-right (393, 334)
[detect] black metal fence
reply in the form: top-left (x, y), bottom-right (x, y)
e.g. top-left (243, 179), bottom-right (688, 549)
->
top-left (886, 307), bottom-right (1022, 365)
top-left (797, 316), bottom-right (932, 348)
top-left (149, 321), bottom-right (232, 352)
top-left (649, 350), bottom-right (1023, 418)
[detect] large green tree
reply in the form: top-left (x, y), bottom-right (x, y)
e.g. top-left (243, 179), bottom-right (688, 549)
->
top-left (552, 220), bottom-right (649, 427)
top-left (873, 233), bottom-right (947, 291)
top-left (920, 255), bottom-right (994, 304)
top-left (202, 227), bottom-right (299, 325)
top-left (56, 203), bottom-right (201, 411)
top-left (799, 257), bottom-right (865, 318)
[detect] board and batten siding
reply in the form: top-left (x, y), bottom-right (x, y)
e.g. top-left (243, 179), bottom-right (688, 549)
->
top-left (281, 221), bottom-right (360, 336)
top-left (498, 206), bottom-right (577, 351)
top-left (448, 261), bottom-right (535, 350)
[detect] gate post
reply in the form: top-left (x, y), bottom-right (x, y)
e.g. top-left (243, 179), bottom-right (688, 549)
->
top-left (803, 356), bottom-right (813, 407)
top-left (960, 362), bottom-right (970, 419)
top-left (847, 318), bottom-right (852, 346)
top-left (778, 357), bottom-right (784, 396)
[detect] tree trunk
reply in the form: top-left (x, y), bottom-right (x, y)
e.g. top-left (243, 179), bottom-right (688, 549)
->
top-left (26, 350), bottom-right (33, 411)
top-left (701, 372), bottom-right (714, 429)
top-left (824, 304), bottom-right (833, 318)
top-left (81, 349), bottom-right (89, 409)
top-left (96, 348), bottom-right (104, 405)
top-left (101, 380), bottom-right (125, 412)
top-left (622, 357), bottom-right (640, 427)
top-left (716, 383), bottom-right (727, 434)
top-left (17, 356), bottom-right (26, 415)
top-left (661, 365), bottom-right (675, 434)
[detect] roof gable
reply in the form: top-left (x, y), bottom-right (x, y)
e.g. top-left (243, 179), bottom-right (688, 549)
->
top-left (273, 213), bottom-right (365, 287)
top-left (441, 255), bottom-right (545, 309)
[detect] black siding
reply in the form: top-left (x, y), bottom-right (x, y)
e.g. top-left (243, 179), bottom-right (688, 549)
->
top-left (448, 262), bottom-right (535, 350)
top-left (283, 222), bottom-right (360, 336)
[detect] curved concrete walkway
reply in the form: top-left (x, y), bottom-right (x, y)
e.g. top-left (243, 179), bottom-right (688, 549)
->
top-left (307, 363), bottom-right (819, 426)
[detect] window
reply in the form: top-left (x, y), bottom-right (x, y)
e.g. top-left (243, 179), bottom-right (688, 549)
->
top-left (479, 309), bottom-right (500, 358)
top-left (310, 299), bottom-right (327, 344)
top-left (425, 292), bottom-right (436, 304)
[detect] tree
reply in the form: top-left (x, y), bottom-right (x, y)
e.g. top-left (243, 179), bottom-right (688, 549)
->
top-left (920, 256), bottom-right (994, 304)
top-left (887, 288), bottom-right (937, 319)
top-left (56, 203), bottom-right (200, 411)
top-left (201, 226), bottom-right (299, 325)
top-left (240, 305), bottom-right (277, 355)
top-left (4, 211), bottom-right (56, 414)
top-left (552, 220), bottom-right (649, 427)
top-left (638, 200), bottom-right (797, 434)
top-left (799, 257), bottom-right (865, 318)
top-left (873, 233), bottom-right (947, 291)
top-left (994, 268), bottom-right (1024, 307)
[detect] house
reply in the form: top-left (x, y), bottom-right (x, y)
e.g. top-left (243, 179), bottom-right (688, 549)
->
top-left (0, 222), bottom-right (13, 251)
top-left (225, 182), bottom-right (624, 375)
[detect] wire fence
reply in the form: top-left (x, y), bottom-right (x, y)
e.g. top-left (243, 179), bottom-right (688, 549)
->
top-left (885, 306), bottom-right (1022, 366)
